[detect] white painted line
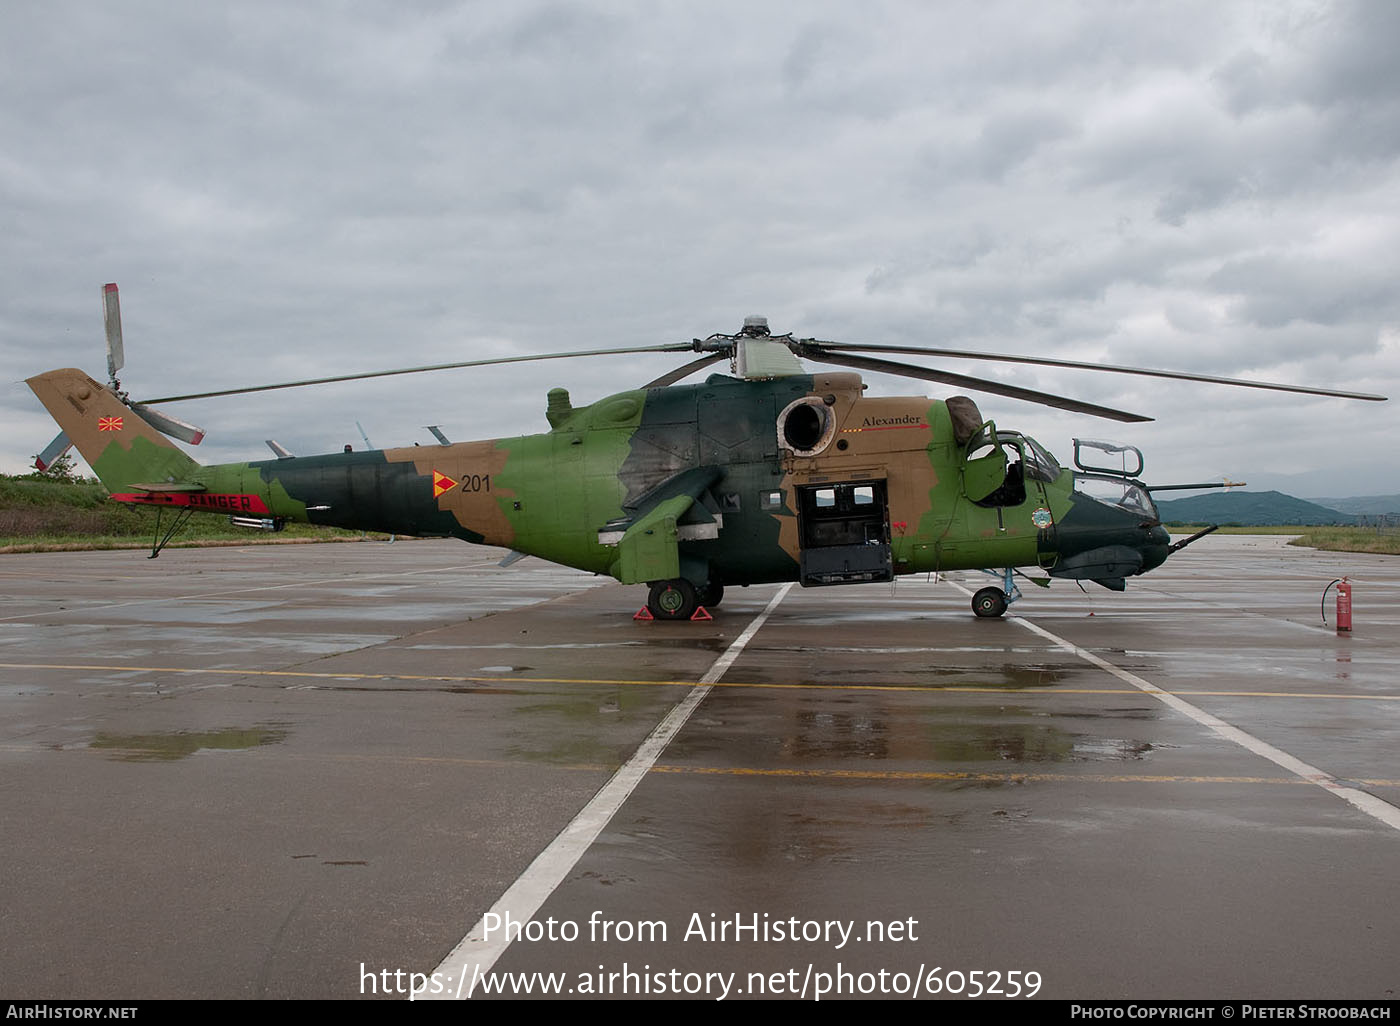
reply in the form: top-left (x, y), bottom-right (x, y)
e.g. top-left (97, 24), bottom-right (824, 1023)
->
top-left (416, 583), bottom-right (794, 1000)
top-left (944, 578), bottom-right (1400, 832)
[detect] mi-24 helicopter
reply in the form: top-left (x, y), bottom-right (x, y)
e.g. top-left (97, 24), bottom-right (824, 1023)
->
top-left (27, 285), bottom-right (1387, 620)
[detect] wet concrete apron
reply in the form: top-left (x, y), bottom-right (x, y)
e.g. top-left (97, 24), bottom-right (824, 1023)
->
top-left (0, 537), bottom-right (1396, 998)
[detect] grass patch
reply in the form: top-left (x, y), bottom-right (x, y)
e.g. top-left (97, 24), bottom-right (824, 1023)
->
top-left (1166, 524), bottom-right (1307, 536)
top-left (1167, 522), bottom-right (1400, 554)
top-left (1286, 527), bottom-right (1400, 556)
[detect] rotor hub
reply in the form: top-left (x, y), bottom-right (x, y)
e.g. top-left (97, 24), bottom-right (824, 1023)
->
top-left (741, 316), bottom-right (770, 338)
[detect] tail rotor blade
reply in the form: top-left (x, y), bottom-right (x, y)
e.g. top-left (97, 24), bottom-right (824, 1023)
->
top-left (102, 283), bottom-right (125, 383)
top-left (129, 402), bottom-right (206, 446)
top-left (34, 431), bottom-right (73, 472)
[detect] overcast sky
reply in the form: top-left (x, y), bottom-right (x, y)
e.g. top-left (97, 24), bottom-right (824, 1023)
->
top-left (3, 1), bottom-right (1396, 496)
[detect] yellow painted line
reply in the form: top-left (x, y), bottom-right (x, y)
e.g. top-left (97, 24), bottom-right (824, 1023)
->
top-left (6, 740), bottom-right (1397, 789)
top-left (3, 661), bottom-right (1399, 701)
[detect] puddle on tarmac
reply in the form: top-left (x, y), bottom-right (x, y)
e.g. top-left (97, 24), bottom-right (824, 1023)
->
top-left (505, 690), bottom-right (669, 765)
top-left (771, 709), bottom-right (1155, 764)
top-left (915, 663), bottom-right (1071, 688)
top-left (742, 659), bottom-right (1074, 690)
top-left (918, 722), bottom-right (1157, 763)
top-left (90, 725), bottom-right (289, 762)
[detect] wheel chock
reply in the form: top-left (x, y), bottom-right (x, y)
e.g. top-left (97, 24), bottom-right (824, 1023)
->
top-left (689, 606), bottom-right (712, 621)
top-left (633, 606), bottom-right (654, 621)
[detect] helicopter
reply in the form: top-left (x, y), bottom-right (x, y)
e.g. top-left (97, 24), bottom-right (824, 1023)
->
top-left (26, 286), bottom-right (1387, 620)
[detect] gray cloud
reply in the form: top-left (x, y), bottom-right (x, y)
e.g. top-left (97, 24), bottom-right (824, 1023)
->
top-left (2, 0), bottom-right (1395, 493)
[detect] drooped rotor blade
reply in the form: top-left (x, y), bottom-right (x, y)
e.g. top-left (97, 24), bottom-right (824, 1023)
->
top-left (642, 352), bottom-right (728, 388)
top-left (803, 349), bottom-right (1153, 423)
top-left (807, 341), bottom-right (1388, 402)
top-left (128, 402), bottom-right (206, 445)
top-left (35, 431), bottom-right (73, 472)
top-left (102, 283), bottom-right (124, 382)
top-left (138, 342), bottom-right (702, 405)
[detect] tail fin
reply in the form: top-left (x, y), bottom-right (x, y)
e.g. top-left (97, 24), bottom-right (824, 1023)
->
top-left (27, 368), bottom-right (200, 492)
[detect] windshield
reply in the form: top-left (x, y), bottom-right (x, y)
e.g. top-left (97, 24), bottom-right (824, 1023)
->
top-left (1022, 436), bottom-right (1062, 484)
top-left (1073, 473), bottom-right (1158, 517)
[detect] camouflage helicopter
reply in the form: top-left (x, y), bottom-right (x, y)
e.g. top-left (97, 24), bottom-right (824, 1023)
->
top-left (27, 286), bottom-right (1386, 620)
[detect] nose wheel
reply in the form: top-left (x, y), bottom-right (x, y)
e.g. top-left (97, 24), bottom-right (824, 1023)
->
top-left (971, 567), bottom-right (1022, 618)
top-left (972, 587), bottom-right (1008, 618)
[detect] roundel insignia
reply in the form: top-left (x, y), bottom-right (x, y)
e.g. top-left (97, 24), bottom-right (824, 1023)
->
top-left (1031, 507), bottom-right (1053, 529)
top-left (432, 470), bottom-right (458, 498)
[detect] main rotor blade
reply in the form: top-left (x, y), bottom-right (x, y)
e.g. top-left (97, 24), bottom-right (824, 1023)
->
top-left (805, 349), bottom-right (1153, 423)
top-left (102, 283), bottom-right (124, 382)
top-left (641, 352), bottom-right (728, 388)
top-left (809, 341), bottom-right (1388, 402)
top-left (139, 342), bottom-right (701, 405)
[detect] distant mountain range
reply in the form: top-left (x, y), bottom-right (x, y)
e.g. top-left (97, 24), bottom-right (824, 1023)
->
top-left (1153, 490), bottom-right (1360, 526)
top-left (1303, 495), bottom-right (1400, 516)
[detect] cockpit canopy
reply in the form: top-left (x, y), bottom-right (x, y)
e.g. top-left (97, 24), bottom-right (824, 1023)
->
top-left (1072, 473), bottom-right (1158, 518)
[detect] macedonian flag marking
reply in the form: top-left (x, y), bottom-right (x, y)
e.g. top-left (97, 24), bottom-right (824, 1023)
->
top-left (98, 416), bottom-right (124, 432)
top-left (432, 470), bottom-right (457, 498)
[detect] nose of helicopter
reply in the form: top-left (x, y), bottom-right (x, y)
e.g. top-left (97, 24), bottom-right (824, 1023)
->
top-left (1046, 492), bottom-right (1173, 590)
top-left (1138, 521), bottom-right (1172, 572)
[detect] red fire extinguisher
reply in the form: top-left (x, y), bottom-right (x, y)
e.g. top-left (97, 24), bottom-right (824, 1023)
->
top-left (1323, 578), bottom-right (1352, 632)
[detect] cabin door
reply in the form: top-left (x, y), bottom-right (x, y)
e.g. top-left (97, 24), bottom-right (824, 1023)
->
top-left (795, 480), bottom-right (893, 586)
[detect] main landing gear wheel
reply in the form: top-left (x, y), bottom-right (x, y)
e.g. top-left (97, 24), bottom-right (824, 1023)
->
top-left (648, 579), bottom-right (698, 620)
top-left (972, 586), bottom-right (1008, 618)
top-left (696, 581), bottom-right (724, 608)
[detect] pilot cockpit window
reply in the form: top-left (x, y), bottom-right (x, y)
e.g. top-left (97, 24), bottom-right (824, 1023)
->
top-left (1022, 438), bottom-right (1062, 484)
top-left (1074, 474), bottom-right (1156, 517)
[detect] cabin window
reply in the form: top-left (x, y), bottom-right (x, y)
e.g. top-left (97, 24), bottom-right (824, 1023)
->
top-left (762, 491), bottom-right (784, 510)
